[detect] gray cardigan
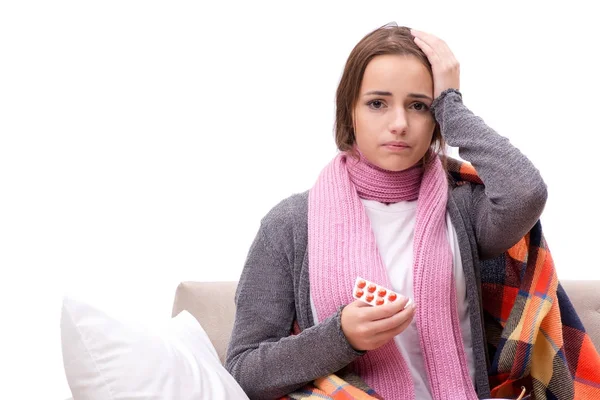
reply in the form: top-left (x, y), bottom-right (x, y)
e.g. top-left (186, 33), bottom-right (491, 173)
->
top-left (225, 90), bottom-right (548, 400)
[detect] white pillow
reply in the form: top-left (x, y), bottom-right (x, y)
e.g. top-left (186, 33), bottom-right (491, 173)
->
top-left (60, 296), bottom-right (249, 400)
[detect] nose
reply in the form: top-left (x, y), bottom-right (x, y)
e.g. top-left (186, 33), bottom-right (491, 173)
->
top-left (389, 107), bottom-right (408, 135)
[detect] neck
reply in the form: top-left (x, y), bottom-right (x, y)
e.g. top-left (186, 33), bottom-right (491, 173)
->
top-left (345, 151), bottom-right (423, 203)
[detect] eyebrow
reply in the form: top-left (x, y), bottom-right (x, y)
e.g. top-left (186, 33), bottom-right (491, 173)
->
top-left (363, 90), bottom-right (433, 101)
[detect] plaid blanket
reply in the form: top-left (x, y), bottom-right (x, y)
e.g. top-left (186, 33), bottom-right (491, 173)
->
top-left (279, 371), bottom-right (382, 400)
top-left (448, 161), bottom-right (600, 400)
top-left (279, 158), bottom-right (600, 399)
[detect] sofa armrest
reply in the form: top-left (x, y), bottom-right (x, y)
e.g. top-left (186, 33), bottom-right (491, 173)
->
top-left (561, 280), bottom-right (600, 351)
top-left (171, 281), bottom-right (238, 364)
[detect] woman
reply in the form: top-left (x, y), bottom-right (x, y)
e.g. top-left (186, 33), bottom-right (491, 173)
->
top-left (225, 23), bottom-right (547, 399)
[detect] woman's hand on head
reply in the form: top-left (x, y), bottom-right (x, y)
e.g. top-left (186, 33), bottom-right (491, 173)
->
top-left (411, 29), bottom-right (460, 99)
top-left (340, 296), bottom-right (416, 351)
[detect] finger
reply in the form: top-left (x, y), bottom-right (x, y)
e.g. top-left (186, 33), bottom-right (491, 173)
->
top-left (376, 311), bottom-right (414, 339)
top-left (411, 29), bottom-right (444, 51)
top-left (413, 36), bottom-right (441, 65)
top-left (371, 302), bottom-right (416, 332)
top-left (433, 42), bottom-right (458, 68)
top-left (412, 29), bottom-right (456, 63)
top-left (363, 296), bottom-right (411, 321)
top-left (347, 299), bottom-right (375, 313)
top-left (346, 299), bottom-right (380, 324)
top-left (414, 35), bottom-right (458, 77)
top-left (410, 28), bottom-right (432, 40)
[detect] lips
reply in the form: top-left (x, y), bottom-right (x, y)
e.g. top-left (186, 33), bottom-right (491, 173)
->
top-left (383, 141), bottom-right (410, 148)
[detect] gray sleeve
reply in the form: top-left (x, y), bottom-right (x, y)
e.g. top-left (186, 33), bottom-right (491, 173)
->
top-left (224, 201), bottom-right (363, 400)
top-left (432, 89), bottom-right (548, 259)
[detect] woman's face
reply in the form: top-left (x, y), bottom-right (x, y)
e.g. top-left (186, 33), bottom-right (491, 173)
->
top-left (353, 54), bottom-right (436, 172)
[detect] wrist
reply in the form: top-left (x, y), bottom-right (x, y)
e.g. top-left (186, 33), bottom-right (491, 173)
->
top-left (430, 88), bottom-right (462, 116)
top-left (338, 305), bottom-right (366, 354)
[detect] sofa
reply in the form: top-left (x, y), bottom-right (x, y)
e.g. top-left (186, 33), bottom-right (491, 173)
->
top-left (62, 280), bottom-right (600, 400)
top-left (171, 280), bottom-right (600, 366)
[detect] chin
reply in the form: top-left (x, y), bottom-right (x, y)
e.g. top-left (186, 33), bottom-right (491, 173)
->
top-left (388, 165), bottom-right (412, 172)
top-left (378, 160), bottom-right (412, 172)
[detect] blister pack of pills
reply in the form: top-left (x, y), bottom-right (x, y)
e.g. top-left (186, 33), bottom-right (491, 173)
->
top-left (352, 277), bottom-right (412, 308)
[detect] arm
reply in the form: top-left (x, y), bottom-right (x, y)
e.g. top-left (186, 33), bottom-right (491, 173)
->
top-left (432, 89), bottom-right (548, 259)
top-left (225, 200), bottom-right (363, 400)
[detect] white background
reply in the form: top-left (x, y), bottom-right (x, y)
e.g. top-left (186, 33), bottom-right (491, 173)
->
top-left (1, 1), bottom-right (598, 398)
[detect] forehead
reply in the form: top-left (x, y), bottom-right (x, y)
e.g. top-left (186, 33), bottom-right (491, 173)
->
top-left (360, 54), bottom-right (433, 94)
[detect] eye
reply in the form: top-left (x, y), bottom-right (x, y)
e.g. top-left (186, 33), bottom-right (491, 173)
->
top-left (367, 100), bottom-right (386, 110)
top-left (410, 102), bottom-right (430, 112)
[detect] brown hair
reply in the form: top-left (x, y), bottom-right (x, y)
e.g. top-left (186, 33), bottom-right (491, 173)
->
top-left (334, 22), bottom-right (445, 165)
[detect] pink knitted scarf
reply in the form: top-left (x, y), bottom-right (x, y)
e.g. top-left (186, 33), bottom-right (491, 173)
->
top-left (308, 151), bottom-right (478, 399)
